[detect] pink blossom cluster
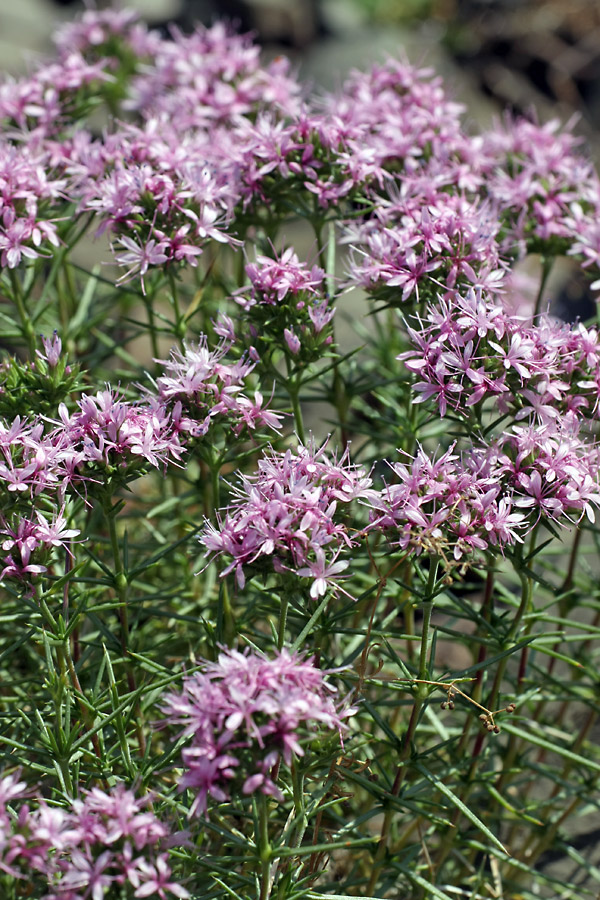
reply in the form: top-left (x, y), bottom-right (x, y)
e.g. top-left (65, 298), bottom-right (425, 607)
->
top-left (0, 54), bottom-right (111, 140)
top-left (369, 444), bottom-right (525, 564)
top-left (0, 328), bottom-right (284, 581)
top-left (124, 21), bottom-right (300, 128)
top-left (346, 193), bottom-right (505, 304)
top-left (0, 416), bottom-right (80, 581)
top-left (53, 7), bottom-right (160, 60)
top-left (369, 421), bottom-right (600, 566)
top-left (154, 336), bottom-right (283, 438)
top-left (401, 287), bottom-right (600, 422)
top-left (201, 442), bottom-right (373, 598)
top-left (56, 389), bottom-right (184, 480)
top-left (160, 647), bottom-right (353, 816)
top-left (4, 7), bottom-right (600, 296)
top-left (325, 57), bottom-right (466, 172)
top-left (78, 132), bottom-right (240, 291)
top-left (479, 116), bottom-right (599, 257)
top-left (497, 420), bottom-right (600, 525)
top-left (0, 140), bottom-right (64, 268)
top-left (0, 773), bottom-right (187, 899)
top-left (234, 247), bottom-right (335, 360)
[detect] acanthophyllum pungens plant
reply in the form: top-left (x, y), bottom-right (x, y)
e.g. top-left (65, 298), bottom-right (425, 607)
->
top-left (0, 8), bottom-right (599, 899)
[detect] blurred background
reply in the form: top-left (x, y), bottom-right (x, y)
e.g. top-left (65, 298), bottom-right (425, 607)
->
top-left (3, 0), bottom-right (600, 137)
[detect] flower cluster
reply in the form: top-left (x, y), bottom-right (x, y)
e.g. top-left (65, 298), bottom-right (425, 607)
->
top-left (369, 444), bottom-right (525, 565)
top-left (125, 21), bottom-right (300, 127)
top-left (369, 420), bottom-right (600, 569)
top-left (480, 115), bottom-right (600, 259)
top-left (0, 53), bottom-right (111, 140)
top-left (496, 420), bottom-right (600, 526)
top-left (0, 773), bottom-right (187, 899)
top-left (401, 287), bottom-right (600, 423)
top-left (201, 442), bottom-right (373, 598)
top-left (234, 248), bottom-right (334, 362)
top-left (346, 189), bottom-right (505, 305)
top-left (0, 414), bottom-right (80, 583)
top-left (0, 140), bottom-right (64, 268)
top-left (160, 647), bottom-right (353, 816)
top-left (56, 389), bottom-right (184, 487)
top-left (53, 7), bottom-right (159, 61)
top-left (154, 336), bottom-right (283, 439)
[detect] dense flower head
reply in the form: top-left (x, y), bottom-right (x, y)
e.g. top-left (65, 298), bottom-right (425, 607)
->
top-left (0, 139), bottom-right (64, 268)
top-left (125, 22), bottom-right (301, 127)
top-left (0, 54), bottom-right (112, 140)
top-left (56, 389), bottom-right (183, 482)
top-left (201, 441), bottom-right (373, 598)
top-left (239, 248), bottom-right (325, 309)
top-left (153, 335), bottom-right (283, 438)
top-left (234, 248), bottom-right (335, 362)
top-left (328, 57), bottom-right (466, 171)
top-left (345, 188), bottom-right (505, 304)
top-left (494, 420), bottom-right (600, 526)
top-left (53, 8), bottom-right (160, 61)
top-left (369, 443), bottom-right (525, 566)
top-left (479, 115), bottom-right (600, 259)
top-left (369, 422), bottom-right (600, 570)
top-left (0, 415), bottom-right (76, 501)
top-left (234, 107), bottom-right (390, 213)
top-left (0, 509), bottom-right (79, 582)
top-left (0, 414), bottom-right (81, 584)
top-left (0, 773), bottom-right (187, 899)
top-left (401, 287), bottom-right (600, 422)
top-left (160, 647), bottom-right (354, 816)
top-left (78, 132), bottom-right (240, 290)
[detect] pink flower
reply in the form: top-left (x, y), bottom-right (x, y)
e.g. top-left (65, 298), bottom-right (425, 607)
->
top-left (160, 648), bottom-right (354, 816)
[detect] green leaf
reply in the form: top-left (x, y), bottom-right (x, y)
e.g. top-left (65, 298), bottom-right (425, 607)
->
top-left (502, 721), bottom-right (600, 773)
top-left (413, 761), bottom-right (509, 856)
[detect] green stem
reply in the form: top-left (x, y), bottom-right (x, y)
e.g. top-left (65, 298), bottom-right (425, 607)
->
top-left (291, 760), bottom-right (307, 849)
top-left (103, 500), bottom-right (146, 756)
top-left (258, 793), bottom-right (272, 900)
top-left (533, 255), bottom-right (554, 318)
top-left (144, 297), bottom-right (161, 362)
top-left (278, 595), bottom-right (289, 651)
top-left (287, 373), bottom-right (306, 444)
top-left (169, 270), bottom-right (186, 346)
top-left (367, 559), bottom-right (439, 894)
top-left (9, 269), bottom-right (36, 356)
